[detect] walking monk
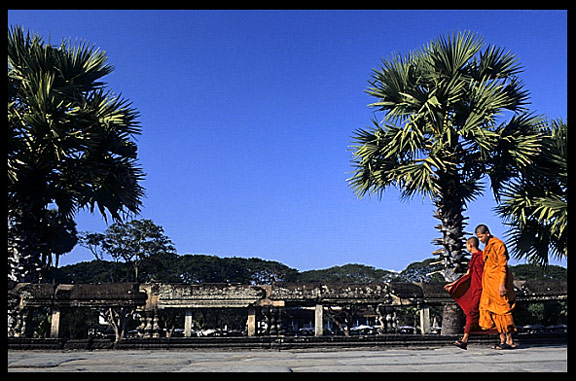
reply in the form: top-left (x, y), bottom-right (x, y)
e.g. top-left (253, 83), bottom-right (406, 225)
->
top-left (475, 224), bottom-right (517, 349)
top-left (444, 237), bottom-right (484, 350)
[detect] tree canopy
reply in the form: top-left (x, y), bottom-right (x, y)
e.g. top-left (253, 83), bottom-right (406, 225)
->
top-left (79, 219), bottom-right (176, 283)
top-left (54, 254), bottom-right (565, 285)
top-left (8, 26), bottom-right (145, 282)
top-left (349, 31), bottom-right (550, 280)
top-left (495, 119), bottom-right (567, 266)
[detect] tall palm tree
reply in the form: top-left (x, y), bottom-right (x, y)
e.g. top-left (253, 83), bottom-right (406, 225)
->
top-left (8, 26), bottom-right (145, 282)
top-left (348, 31), bottom-right (543, 282)
top-left (495, 119), bottom-right (567, 266)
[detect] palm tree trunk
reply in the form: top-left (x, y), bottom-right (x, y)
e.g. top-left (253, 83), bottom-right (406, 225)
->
top-left (441, 303), bottom-right (465, 335)
top-left (7, 207), bottom-right (44, 283)
top-left (433, 175), bottom-right (468, 335)
top-left (432, 176), bottom-right (468, 282)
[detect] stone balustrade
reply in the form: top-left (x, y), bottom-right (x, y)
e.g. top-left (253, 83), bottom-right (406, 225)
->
top-left (8, 280), bottom-right (567, 339)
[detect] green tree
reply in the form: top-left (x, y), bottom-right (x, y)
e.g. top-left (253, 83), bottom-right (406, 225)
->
top-left (177, 255), bottom-right (247, 284)
top-left (296, 263), bottom-right (399, 284)
top-left (495, 119), bottom-right (567, 266)
top-left (176, 255), bottom-right (298, 284)
top-left (510, 263), bottom-right (567, 281)
top-left (8, 26), bottom-right (145, 282)
top-left (79, 219), bottom-right (176, 283)
top-left (33, 209), bottom-right (78, 282)
top-left (53, 259), bottom-right (127, 284)
top-left (399, 258), bottom-right (445, 283)
top-left (228, 257), bottom-right (298, 284)
top-left (348, 31), bottom-right (542, 282)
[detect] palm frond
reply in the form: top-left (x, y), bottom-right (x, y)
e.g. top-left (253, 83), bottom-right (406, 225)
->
top-left (495, 113), bottom-right (544, 167)
top-left (426, 31), bottom-right (484, 76)
top-left (392, 160), bottom-right (439, 200)
top-left (367, 53), bottom-right (419, 122)
top-left (495, 119), bottom-right (567, 263)
top-left (348, 122), bottom-right (400, 199)
top-left (475, 44), bottom-right (524, 80)
top-left (349, 30), bottom-right (561, 277)
top-left (8, 26), bottom-right (145, 226)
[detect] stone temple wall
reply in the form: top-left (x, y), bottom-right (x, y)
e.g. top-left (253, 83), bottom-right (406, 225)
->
top-left (7, 280), bottom-right (567, 339)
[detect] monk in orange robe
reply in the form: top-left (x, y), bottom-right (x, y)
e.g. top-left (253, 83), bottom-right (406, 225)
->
top-left (475, 224), bottom-right (516, 349)
top-left (444, 236), bottom-right (484, 350)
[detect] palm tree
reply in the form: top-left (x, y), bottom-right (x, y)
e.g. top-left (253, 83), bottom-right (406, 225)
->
top-left (8, 26), bottom-right (145, 282)
top-left (495, 119), bottom-right (567, 266)
top-left (348, 31), bottom-right (543, 282)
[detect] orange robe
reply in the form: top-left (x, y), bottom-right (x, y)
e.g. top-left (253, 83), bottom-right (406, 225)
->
top-left (478, 236), bottom-right (516, 334)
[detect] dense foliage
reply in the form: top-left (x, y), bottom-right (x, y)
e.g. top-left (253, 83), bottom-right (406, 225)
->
top-left (53, 254), bottom-right (566, 285)
top-left (495, 119), bottom-right (567, 266)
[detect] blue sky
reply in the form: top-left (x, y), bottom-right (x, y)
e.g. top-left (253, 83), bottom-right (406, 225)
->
top-left (8, 10), bottom-right (567, 271)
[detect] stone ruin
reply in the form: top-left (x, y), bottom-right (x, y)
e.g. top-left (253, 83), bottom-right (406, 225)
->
top-left (8, 279), bottom-right (567, 342)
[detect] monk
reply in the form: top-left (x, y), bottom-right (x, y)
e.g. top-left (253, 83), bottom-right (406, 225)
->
top-left (475, 224), bottom-right (517, 349)
top-left (444, 237), bottom-right (484, 350)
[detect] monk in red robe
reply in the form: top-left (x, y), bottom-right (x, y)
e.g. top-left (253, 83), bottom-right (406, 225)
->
top-left (475, 224), bottom-right (516, 349)
top-left (444, 236), bottom-right (484, 350)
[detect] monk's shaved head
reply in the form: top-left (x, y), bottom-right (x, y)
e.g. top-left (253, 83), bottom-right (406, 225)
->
top-left (475, 224), bottom-right (490, 234)
top-left (467, 236), bottom-right (480, 248)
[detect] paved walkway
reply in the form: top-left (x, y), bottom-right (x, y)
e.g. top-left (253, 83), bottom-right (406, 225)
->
top-left (8, 344), bottom-right (567, 372)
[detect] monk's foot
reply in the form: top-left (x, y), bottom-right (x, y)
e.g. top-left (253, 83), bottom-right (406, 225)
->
top-left (453, 339), bottom-right (467, 350)
top-left (492, 343), bottom-right (513, 350)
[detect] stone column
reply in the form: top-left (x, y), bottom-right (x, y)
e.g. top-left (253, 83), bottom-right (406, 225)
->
top-left (269, 307), bottom-right (277, 335)
top-left (247, 306), bottom-right (256, 337)
top-left (184, 309), bottom-right (194, 337)
top-left (314, 304), bottom-right (323, 336)
top-left (275, 307), bottom-right (285, 336)
top-left (8, 308), bottom-right (27, 338)
top-left (142, 310), bottom-right (161, 338)
top-left (139, 310), bottom-right (151, 337)
top-left (50, 307), bottom-right (61, 338)
top-left (151, 310), bottom-right (160, 338)
top-left (419, 305), bottom-right (431, 334)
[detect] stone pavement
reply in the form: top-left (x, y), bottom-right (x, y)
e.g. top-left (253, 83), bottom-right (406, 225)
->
top-left (8, 344), bottom-right (567, 372)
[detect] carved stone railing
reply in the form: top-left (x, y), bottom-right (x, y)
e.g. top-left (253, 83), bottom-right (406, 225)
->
top-left (141, 283), bottom-right (266, 309)
top-left (8, 280), bottom-right (567, 339)
top-left (8, 282), bottom-right (147, 308)
top-left (8, 282), bottom-right (147, 338)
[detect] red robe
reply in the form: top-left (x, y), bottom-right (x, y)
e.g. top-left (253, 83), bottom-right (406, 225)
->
top-left (445, 250), bottom-right (484, 333)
